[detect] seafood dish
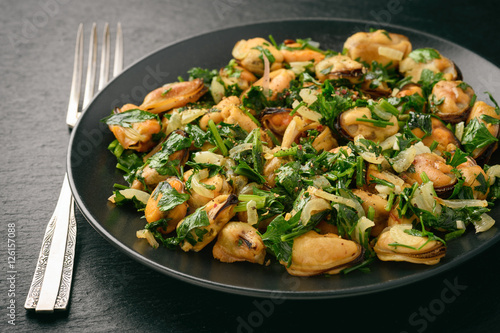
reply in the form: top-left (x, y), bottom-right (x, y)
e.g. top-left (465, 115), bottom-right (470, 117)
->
top-left (102, 29), bottom-right (500, 276)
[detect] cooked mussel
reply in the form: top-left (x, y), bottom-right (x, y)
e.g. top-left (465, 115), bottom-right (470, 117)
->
top-left (144, 177), bottom-right (188, 233)
top-left (428, 80), bottom-right (474, 123)
top-left (243, 68), bottom-right (295, 101)
top-left (315, 54), bottom-right (365, 84)
top-left (399, 48), bottom-right (458, 83)
top-left (139, 79), bottom-right (208, 114)
top-left (343, 29), bottom-right (412, 68)
top-left (178, 194), bottom-right (239, 252)
top-left (131, 130), bottom-right (191, 191)
top-left (466, 101), bottom-right (500, 164)
top-left (399, 152), bottom-right (457, 198)
top-left (260, 107), bottom-right (293, 138)
top-left (232, 37), bottom-right (284, 76)
top-left (411, 116), bottom-right (461, 154)
top-left (280, 39), bottom-right (326, 64)
top-left (212, 222), bottom-right (266, 265)
top-left (374, 224), bottom-right (446, 265)
top-left (108, 108), bottom-right (162, 152)
top-left (182, 168), bottom-right (233, 209)
top-left (219, 63), bottom-right (258, 91)
top-left (396, 83), bottom-right (424, 98)
top-left (352, 189), bottom-right (389, 237)
top-left (283, 230), bottom-right (364, 276)
top-left (456, 156), bottom-right (490, 200)
top-left (336, 107), bottom-right (399, 143)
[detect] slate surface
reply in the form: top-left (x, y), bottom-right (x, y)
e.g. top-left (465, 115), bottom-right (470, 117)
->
top-left (1, 0), bottom-right (500, 332)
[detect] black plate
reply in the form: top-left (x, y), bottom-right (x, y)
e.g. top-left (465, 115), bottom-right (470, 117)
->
top-left (68, 18), bottom-right (500, 299)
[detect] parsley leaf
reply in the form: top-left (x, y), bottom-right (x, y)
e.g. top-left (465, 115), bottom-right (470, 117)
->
top-left (408, 48), bottom-right (441, 63)
top-left (102, 109), bottom-right (159, 128)
top-left (461, 117), bottom-right (498, 154)
top-left (151, 180), bottom-right (190, 212)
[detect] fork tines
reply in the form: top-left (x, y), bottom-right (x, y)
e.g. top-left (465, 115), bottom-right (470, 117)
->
top-left (66, 22), bottom-right (123, 128)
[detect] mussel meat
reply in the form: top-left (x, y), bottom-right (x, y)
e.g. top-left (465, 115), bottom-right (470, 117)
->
top-left (374, 224), bottom-right (446, 265)
top-left (336, 107), bottom-right (399, 143)
top-left (343, 29), bottom-right (412, 68)
top-left (283, 230), bottom-right (364, 276)
top-left (428, 80), bottom-right (474, 123)
top-left (212, 222), bottom-right (266, 265)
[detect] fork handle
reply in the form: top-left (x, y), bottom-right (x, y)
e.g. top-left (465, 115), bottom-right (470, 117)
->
top-left (24, 174), bottom-right (77, 312)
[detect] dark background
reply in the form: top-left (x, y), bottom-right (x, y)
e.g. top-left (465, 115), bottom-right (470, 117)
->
top-left (2, 0), bottom-right (500, 332)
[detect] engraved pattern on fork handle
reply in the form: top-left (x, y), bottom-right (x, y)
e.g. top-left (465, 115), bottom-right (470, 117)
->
top-left (24, 175), bottom-right (77, 312)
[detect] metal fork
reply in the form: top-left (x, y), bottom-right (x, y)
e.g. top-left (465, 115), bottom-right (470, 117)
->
top-left (25, 23), bottom-right (123, 313)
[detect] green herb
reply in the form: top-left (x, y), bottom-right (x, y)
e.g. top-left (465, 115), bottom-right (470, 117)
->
top-left (481, 114), bottom-right (500, 125)
top-left (406, 111), bottom-right (432, 138)
top-left (355, 117), bottom-right (394, 128)
top-left (188, 67), bottom-right (218, 84)
top-left (486, 91), bottom-right (500, 115)
top-left (252, 45), bottom-right (276, 64)
top-left (444, 147), bottom-right (468, 168)
top-left (111, 190), bottom-right (146, 210)
top-left (233, 160), bottom-right (266, 184)
top-left (408, 48), bottom-right (441, 63)
top-left (207, 119), bottom-right (228, 156)
top-left (418, 69), bottom-right (444, 98)
top-left (461, 117), bottom-right (498, 154)
top-left (152, 180), bottom-right (190, 212)
top-left (369, 175), bottom-right (395, 188)
top-left (170, 207), bottom-right (211, 247)
top-left (260, 210), bottom-right (313, 266)
top-left (101, 109), bottom-right (159, 128)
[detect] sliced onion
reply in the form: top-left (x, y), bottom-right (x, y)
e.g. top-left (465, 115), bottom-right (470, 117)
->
top-left (165, 111), bottom-right (182, 136)
top-left (191, 169), bottom-right (215, 198)
top-left (456, 220), bottom-right (465, 230)
top-left (229, 143), bottom-right (253, 158)
top-left (379, 134), bottom-right (399, 151)
top-left (136, 229), bottom-right (159, 249)
top-left (289, 61), bottom-right (313, 75)
top-left (375, 184), bottom-right (392, 196)
top-left (310, 187), bottom-right (364, 218)
top-left (435, 197), bottom-right (488, 208)
top-left (486, 164), bottom-right (500, 185)
top-left (224, 157), bottom-right (236, 169)
top-left (312, 175), bottom-right (331, 189)
top-left (299, 88), bottom-right (318, 105)
top-left (354, 135), bottom-right (385, 164)
top-left (193, 151), bottom-right (225, 165)
top-left (473, 213), bottom-right (495, 233)
top-left (300, 197), bottom-right (331, 225)
top-left (372, 105), bottom-right (393, 121)
top-left (354, 216), bottom-right (375, 244)
top-left (455, 121), bottom-right (465, 142)
top-left (122, 127), bottom-right (145, 143)
top-left (239, 182), bottom-right (261, 195)
top-left (411, 181), bottom-right (441, 214)
top-left (413, 142), bottom-right (431, 155)
top-left (380, 171), bottom-right (405, 193)
top-left (390, 146), bottom-right (416, 173)
top-left (297, 106), bottom-right (322, 122)
top-left (108, 189), bottom-right (151, 205)
top-left (247, 200), bottom-right (259, 226)
top-left (181, 108), bottom-right (208, 125)
top-left (378, 46), bottom-right (404, 60)
top-left (262, 54), bottom-right (271, 98)
top-left (211, 77), bottom-right (225, 104)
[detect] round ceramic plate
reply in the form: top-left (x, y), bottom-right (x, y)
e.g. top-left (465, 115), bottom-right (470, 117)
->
top-left (68, 18), bottom-right (500, 299)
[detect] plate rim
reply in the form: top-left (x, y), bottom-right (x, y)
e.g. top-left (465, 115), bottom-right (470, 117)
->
top-left (68, 17), bottom-right (500, 299)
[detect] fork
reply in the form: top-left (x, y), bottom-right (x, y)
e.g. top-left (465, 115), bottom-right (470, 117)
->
top-left (25, 22), bottom-right (123, 313)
